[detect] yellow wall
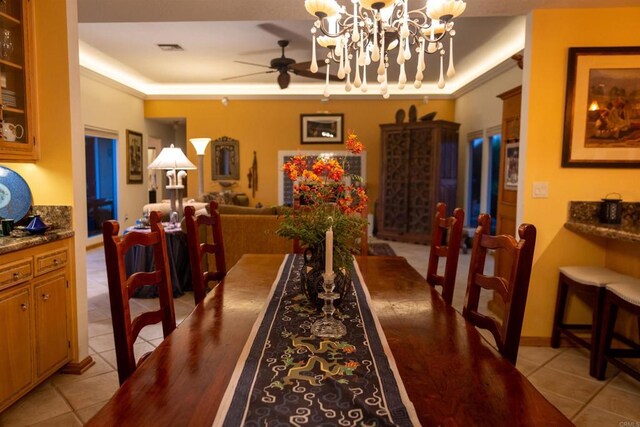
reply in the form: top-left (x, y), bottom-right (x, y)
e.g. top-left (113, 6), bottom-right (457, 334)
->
top-left (521, 7), bottom-right (640, 338)
top-left (145, 99), bottom-right (455, 207)
top-left (0, 0), bottom-right (74, 206)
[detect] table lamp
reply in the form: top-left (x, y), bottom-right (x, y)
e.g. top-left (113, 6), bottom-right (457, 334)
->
top-left (189, 137), bottom-right (211, 198)
top-left (147, 144), bottom-right (196, 221)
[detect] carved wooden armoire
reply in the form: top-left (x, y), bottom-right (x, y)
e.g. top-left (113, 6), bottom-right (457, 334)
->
top-left (376, 120), bottom-right (459, 244)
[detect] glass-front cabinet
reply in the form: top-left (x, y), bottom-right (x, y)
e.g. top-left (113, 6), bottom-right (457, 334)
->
top-left (0, 0), bottom-right (37, 161)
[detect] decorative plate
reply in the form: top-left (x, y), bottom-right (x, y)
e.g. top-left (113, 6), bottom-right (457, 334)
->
top-left (0, 166), bottom-right (32, 222)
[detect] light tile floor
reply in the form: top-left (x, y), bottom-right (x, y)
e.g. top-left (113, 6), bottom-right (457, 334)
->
top-left (1, 241), bottom-right (639, 426)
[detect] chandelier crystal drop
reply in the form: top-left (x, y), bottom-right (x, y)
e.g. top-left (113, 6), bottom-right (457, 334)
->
top-left (303, 0), bottom-right (466, 98)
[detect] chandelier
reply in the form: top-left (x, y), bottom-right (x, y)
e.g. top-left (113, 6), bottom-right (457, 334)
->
top-left (303, 0), bottom-right (466, 98)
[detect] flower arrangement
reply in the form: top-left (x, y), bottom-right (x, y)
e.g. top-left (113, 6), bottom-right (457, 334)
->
top-left (277, 131), bottom-right (368, 272)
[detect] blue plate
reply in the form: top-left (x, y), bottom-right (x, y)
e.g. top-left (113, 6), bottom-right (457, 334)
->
top-left (0, 166), bottom-right (32, 222)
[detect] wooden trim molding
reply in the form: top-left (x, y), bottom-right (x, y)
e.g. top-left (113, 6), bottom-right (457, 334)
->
top-left (61, 356), bottom-right (95, 375)
top-left (520, 336), bottom-right (577, 347)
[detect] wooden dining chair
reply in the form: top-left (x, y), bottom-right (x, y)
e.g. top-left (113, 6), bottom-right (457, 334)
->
top-left (426, 202), bottom-right (465, 305)
top-left (462, 214), bottom-right (537, 365)
top-left (185, 202), bottom-right (227, 305)
top-left (102, 211), bottom-right (176, 385)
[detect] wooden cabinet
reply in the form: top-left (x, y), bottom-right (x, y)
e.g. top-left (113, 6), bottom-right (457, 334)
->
top-left (0, 239), bottom-right (72, 412)
top-left (376, 120), bottom-right (459, 244)
top-left (34, 274), bottom-right (68, 377)
top-left (0, 0), bottom-right (38, 161)
top-left (0, 285), bottom-right (32, 405)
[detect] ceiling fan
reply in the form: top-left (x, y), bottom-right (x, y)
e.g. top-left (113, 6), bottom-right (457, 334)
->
top-left (223, 40), bottom-right (342, 89)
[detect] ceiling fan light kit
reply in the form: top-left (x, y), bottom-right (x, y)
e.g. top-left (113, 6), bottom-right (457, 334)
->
top-left (304, 0), bottom-right (466, 98)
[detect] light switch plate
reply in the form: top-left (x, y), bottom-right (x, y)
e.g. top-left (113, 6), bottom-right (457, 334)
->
top-left (532, 182), bottom-right (549, 198)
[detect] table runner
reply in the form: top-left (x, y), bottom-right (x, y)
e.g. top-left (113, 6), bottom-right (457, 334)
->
top-left (214, 254), bottom-right (420, 427)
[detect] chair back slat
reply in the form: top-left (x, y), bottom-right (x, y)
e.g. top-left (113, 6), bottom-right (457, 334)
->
top-left (131, 310), bottom-right (165, 342)
top-left (126, 271), bottom-right (164, 298)
top-left (473, 274), bottom-right (510, 300)
top-left (185, 202), bottom-right (227, 305)
top-left (102, 211), bottom-right (176, 385)
top-left (463, 213), bottom-right (537, 365)
top-left (426, 202), bottom-right (465, 305)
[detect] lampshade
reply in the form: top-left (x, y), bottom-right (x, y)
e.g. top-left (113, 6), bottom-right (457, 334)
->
top-left (189, 138), bottom-right (211, 156)
top-left (147, 144), bottom-right (196, 170)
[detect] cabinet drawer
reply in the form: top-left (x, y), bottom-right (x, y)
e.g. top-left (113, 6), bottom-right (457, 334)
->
top-left (0, 259), bottom-right (33, 291)
top-left (34, 248), bottom-right (68, 276)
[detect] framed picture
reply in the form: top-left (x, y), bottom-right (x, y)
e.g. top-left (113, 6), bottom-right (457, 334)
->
top-left (504, 142), bottom-right (519, 190)
top-left (211, 136), bottom-right (240, 180)
top-left (300, 114), bottom-right (344, 144)
top-left (126, 130), bottom-right (143, 184)
top-left (562, 46), bottom-right (640, 167)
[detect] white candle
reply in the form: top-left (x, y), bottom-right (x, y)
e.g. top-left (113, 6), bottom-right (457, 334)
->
top-left (325, 226), bottom-right (333, 273)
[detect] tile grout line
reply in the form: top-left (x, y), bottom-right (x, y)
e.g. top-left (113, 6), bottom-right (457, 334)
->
top-left (569, 370), bottom-right (618, 421)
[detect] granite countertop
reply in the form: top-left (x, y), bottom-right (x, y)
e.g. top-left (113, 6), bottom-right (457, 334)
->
top-left (0, 229), bottom-right (75, 255)
top-left (564, 201), bottom-right (640, 244)
top-left (0, 205), bottom-right (75, 255)
top-left (564, 221), bottom-right (640, 244)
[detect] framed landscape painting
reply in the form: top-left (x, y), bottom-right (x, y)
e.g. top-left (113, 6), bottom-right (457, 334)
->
top-left (300, 114), bottom-right (343, 144)
top-left (562, 46), bottom-right (640, 167)
top-left (126, 130), bottom-right (143, 183)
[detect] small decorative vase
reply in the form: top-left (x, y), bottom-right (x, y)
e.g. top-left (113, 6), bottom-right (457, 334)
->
top-left (25, 215), bottom-right (48, 235)
top-left (300, 247), bottom-right (351, 310)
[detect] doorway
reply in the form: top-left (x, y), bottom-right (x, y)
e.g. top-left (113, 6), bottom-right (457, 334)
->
top-left (85, 130), bottom-right (117, 237)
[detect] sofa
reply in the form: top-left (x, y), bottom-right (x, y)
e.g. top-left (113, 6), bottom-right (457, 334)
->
top-left (142, 200), bottom-right (292, 269)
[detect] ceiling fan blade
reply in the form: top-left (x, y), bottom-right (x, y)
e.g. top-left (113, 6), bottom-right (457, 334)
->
top-left (257, 23), bottom-right (309, 49)
top-left (234, 60), bottom-right (272, 69)
top-left (222, 70), bottom-right (276, 81)
top-left (292, 68), bottom-right (343, 82)
top-left (289, 60), bottom-right (327, 71)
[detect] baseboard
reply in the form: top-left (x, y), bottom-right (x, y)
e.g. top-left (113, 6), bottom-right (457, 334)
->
top-left (86, 241), bottom-right (104, 251)
top-left (520, 336), bottom-right (577, 347)
top-left (61, 355), bottom-right (95, 375)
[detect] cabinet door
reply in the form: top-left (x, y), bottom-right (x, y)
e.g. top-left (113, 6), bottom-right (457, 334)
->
top-left (0, 285), bottom-right (32, 405)
top-left (0, 0), bottom-right (38, 160)
top-left (380, 129), bottom-right (410, 234)
top-left (34, 274), bottom-right (68, 377)
top-left (407, 127), bottom-right (434, 237)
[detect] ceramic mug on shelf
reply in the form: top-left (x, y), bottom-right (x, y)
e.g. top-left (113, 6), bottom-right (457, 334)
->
top-left (2, 122), bottom-right (24, 142)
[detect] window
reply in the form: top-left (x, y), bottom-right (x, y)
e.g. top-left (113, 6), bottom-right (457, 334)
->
top-left (468, 137), bottom-right (483, 227)
top-left (85, 132), bottom-right (117, 236)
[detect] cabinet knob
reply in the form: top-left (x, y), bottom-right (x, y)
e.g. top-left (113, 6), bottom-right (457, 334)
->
top-left (20, 303), bottom-right (28, 311)
top-left (42, 293), bottom-right (50, 301)
top-left (13, 272), bottom-right (20, 280)
top-left (53, 259), bottom-right (60, 266)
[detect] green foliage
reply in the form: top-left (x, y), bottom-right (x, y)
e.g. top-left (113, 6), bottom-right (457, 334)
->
top-left (277, 203), bottom-right (367, 271)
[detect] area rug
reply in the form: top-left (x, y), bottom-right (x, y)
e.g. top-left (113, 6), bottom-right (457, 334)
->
top-left (368, 242), bottom-right (397, 256)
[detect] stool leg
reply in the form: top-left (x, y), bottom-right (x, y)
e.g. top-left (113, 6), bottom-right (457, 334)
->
top-left (551, 275), bottom-right (569, 348)
top-left (589, 287), bottom-right (606, 378)
top-left (596, 296), bottom-right (618, 381)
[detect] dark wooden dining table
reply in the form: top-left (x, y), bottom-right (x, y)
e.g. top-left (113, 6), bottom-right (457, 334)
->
top-left (87, 254), bottom-right (572, 426)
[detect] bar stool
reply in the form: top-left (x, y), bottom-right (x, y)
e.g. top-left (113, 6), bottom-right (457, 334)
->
top-left (596, 277), bottom-right (640, 381)
top-left (551, 266), bottom-right (629, 377)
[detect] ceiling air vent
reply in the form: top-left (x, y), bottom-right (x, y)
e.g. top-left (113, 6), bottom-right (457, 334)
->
top-left (157, 44), bottom-right (184, 51)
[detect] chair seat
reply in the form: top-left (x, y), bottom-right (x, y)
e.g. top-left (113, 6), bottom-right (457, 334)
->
top-left (559, 266), bottom-right (629, 287)
top-left (606, 279), bottom-right (640, 306)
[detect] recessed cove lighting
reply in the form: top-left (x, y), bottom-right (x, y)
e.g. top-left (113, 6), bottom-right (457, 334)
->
top-left (157, 44), bottom-right (184, 51)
